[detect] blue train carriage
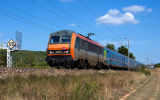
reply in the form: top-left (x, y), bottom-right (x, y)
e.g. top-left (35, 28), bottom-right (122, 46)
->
top-left (135, 61), bottom-right (143, 69)
top-left (104, 48), bottom-right (127, 69)
top-left (128, 58), bottom-right (143, 69)
top-left (104, 48), bottom-right (142, 70)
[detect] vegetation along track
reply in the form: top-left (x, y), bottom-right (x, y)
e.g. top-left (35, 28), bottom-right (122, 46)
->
top-left (0, 67), bottom-right (153, 99)
top-left (120, 70), bottom-right (160, 100)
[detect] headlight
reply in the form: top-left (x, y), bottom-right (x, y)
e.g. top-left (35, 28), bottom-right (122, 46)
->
top-left (48, 50), bottom-right (69, 54)
top-left (63, 50), bottom-right (69, 53)
top-left (50, 51), bottom-right (53, 54)
top-left (48, 50), bottom-right (55, 54)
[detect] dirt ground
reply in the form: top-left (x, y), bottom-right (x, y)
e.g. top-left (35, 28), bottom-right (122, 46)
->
top-left (120, 69), bottom-right (160, 100)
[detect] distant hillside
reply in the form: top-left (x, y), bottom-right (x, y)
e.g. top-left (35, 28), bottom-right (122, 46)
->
top-left (154, 63), bottom-right (160, 68)
top-left (0, 49), bottom-right (48, 67)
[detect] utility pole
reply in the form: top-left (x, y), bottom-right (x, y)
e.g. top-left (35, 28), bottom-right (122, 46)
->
top-left (147, 55), bottom-right (148, 66)
top-left (146, 55), bottom-right (150, 71)
top-left (125, 38), bottom-right (130, 71)
top-left (128, 38), bottom-right (130, 71)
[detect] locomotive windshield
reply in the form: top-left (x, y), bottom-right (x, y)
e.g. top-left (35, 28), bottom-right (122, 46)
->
top-left (50, 36), bottom-right (60, 43)
top-left (50, 36), bottom-right (71, 44)
top-left (62, 36), bottom-right (71, 43)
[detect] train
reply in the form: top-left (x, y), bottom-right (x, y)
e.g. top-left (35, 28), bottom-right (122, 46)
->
top-left (46, 30), bottom-right (142, 69)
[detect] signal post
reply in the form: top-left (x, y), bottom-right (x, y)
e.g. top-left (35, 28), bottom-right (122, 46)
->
top-left (7, 39), bottom-right (16, 68)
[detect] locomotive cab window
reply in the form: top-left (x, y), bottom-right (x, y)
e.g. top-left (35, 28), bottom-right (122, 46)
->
top-left (62, 36), bottom-right (71, 43)
top-left (50, 36), bottom-right (60, 43)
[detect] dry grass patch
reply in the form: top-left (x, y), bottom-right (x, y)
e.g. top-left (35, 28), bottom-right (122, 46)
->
top-left (0, 70), bottom-right (149, 100)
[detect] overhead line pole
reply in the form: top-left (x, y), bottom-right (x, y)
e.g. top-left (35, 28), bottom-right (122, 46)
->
top-left (128, 38), bottom-right (130, 71)
top-left (125, 38), bottom-right (130, 70)
top-left (146, 55), bottom-right (150, 71)
top-left (147, 55), bottom-right (149, 67)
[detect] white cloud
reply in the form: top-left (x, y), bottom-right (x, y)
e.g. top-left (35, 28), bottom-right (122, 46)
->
top-left (96, 9), bottom-right (139, 25)
top-left (96, 5), bottom-right (152, 25)
top-left (70, 24), bottom-right (76, 27)
top-left (147, 8), bottom-right (152, 13)
top-left (123, 5), bottom-right (146, 13)
top-left (59, 0), bottom-right (73, 2)
top-left (123, 5), bottom-right (152, 13)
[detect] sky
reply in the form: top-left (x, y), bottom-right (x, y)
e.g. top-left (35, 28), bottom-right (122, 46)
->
top-left (0, 0), bottom-right (160, 64)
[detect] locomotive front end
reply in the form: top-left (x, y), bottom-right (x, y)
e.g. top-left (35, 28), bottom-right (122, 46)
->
top-left (46, 30), bottom-right (75, 68)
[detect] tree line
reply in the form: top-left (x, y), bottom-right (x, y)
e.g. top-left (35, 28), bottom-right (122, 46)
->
top-left (106, 43), bottom-right (136, 60)
top-left (154, 63), bottom-right (160, 68)
top-left (0, 49), bottom-right (47, 67)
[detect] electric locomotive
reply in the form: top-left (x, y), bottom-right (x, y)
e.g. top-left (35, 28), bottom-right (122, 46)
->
top-left (46, 30), bottom-right (104, 68)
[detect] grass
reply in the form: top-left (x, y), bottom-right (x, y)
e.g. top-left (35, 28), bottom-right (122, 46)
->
top-left (0, 75), bottom-right (101, 100)
top-left (0, 70), bottom-right (149, 100)
top-left (17, 65), bottom-right (50, 69)
top-left (132, 65), bottom-right (151, 76)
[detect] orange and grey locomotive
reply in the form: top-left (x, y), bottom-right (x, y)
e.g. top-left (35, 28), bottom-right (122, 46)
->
top-left (46, 30), bottom-right (104, 69)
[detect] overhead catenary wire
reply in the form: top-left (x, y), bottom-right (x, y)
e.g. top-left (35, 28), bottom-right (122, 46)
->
top-left (0, 0), bottom-right (64, 29)
top-left (0, 8), bottom-right (54, 32)
top-left (29, 0), bottom-right (93, 34)
top-left (0, 0), bottom-right (103, 42)
top-left (78, 0), bottom-right (118, 35)
top-left (78, 0), bottom-right (124, 45)
top-left (30, 0), bottom-right (109, 42)
top-left (0, 0), bottom-right (122, 46)
top-left (46, 0), bottom-right (105, 40)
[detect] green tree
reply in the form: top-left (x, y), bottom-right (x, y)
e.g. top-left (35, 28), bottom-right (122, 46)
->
top-left (118, 46), bottom-right (128, 56)
top-left (118, 46), bottom-right (136, 59)
top-left (25, 53), bottom-right (36, 66)
top-left (129, 52), bottom-right (135, 60)
top-left (106, 43), bottom-right (115, 51)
